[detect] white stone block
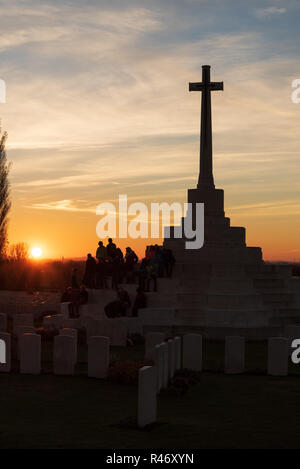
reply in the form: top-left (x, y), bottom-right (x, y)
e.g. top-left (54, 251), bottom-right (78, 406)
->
top-left (137, 366), bottom-right (157, 428)
top-left (0, 332), bottom-right (11, 372)
top-left (168, 339), bottom-right (176, 379)
top-left (0, 313), bottom-right (7, 332)
top-left (111, 319), bottom-right (127, 347)
top-left (60, 302), bottom-right (70, 318)
top-left (13, 313), bottom-right (34, 335)
top-left (63, 318), bottom-right (81, 329)
top-left (268, 337), bottom-right (289, 376)
top-left (145, 332), bottom-right (165, 360)
top-left (225, 336), bottom-right (245, 374)
top-left (60, 328), bottom-right (77, 365)
top-left (182, 334), bottom-right (202, 371)
top-left (174, 336), bottom-right (182, 370)
top-left (20, 333), bottom-right (41, 375)
top-left (88, 336), bottom-right (109, 378)
top-left (53, 334), bottom-right (76, 375)
top-left (160, 342), bottom-right (168, 388)
top-left (154, 344), bottom-right (164, 392)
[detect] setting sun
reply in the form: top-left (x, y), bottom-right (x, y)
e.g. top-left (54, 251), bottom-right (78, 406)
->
top-left (31, 247), bottom-right (42, 259)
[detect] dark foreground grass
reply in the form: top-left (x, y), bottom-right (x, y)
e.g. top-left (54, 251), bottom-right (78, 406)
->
top-left (1, 370), bottom-right (300, 448)
top-left (1, 341), bottom-right (300, 449)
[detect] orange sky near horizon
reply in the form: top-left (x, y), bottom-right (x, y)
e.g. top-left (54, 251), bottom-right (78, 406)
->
top-left (2, 1), bottom-right (300, 262)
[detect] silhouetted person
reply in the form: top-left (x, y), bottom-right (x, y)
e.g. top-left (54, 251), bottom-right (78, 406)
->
top-left (83, 253), bottom-right (96, 288)
top-left (163, 247), bottom-right (176, 277)
top-left (61, 287), bottom-right (71, 302)
top-left (111, 255), bottom-right (120, 290)
top-left (96, 241), bottom-right (107, 261)
top-left (106, 238), bottom-right (117, 259)
top-left (117, 287), bottom-right (131, 316)
top-left (79, 285), bottom-right (88, 305)
top-left (96, 260), bottom-right (108, 289)
top-left (146, 245), bottom-right (155, 259)
top-left (71, 268), bottom-right (79, 289)
top-left (154, 245), bottom-right (164, 277)
top-left (146, 260), bottom-right (157, 292)
top-left (125, 247), bottom-right (138, 282)
top-left (104, 300), bottom-right (123, 318)
top-left (132, 287), bottom-right (147, 317)
top-left (116, 247), bottom-right (125, 283)
top-left (69, 286), bottom-right (80, 318)
top-left (138, 258), bottom-right (148, 291)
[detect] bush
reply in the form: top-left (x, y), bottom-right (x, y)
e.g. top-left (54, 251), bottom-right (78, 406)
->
top-left (108, 360), bottom-right (153, 384)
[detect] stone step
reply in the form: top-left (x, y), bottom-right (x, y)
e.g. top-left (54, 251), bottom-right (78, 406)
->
top-left (269, 316), bottom-right (300, 326)
top-left (177, 293), bottom-right (263, 309)
top-left (263, 301), bottom-right (294, 310)
top-left (262, 293), bottom-right (293, 302)
top-left (253, 278), bottom-right (285, 287)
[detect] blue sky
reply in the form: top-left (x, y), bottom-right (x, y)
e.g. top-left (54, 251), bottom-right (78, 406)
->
top-left (0, 0), bottom-right (299, 258)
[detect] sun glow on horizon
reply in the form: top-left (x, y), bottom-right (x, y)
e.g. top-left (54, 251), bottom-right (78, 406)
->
top-left (31, 247), bottom-right (43, 259)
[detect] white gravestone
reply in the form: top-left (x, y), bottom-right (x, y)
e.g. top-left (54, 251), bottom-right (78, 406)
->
top-left (60, 328), bottom-right (77, 365)
top-left (20, 333), bottom-right (41, 375)
top-left (268, 337), bottom-right (289, 376)
top-left (225, 336), bottom-right (245, 374)
top-left (0, 313), bottom-right (7, 332)
top-left (88, 336), bottom-right (110, 378)
top-left (0, 332), bottom-right (11, 372)
top-left (174, 336), bottom-right (182, 370)
top-left (154, 344), bottom-right (164, 392)
top-left (145, 332), bottom-right (165, 360)
top-left (160, 342), bottom-right (168, 388)
top-left (112, 319), bottom-right (127, 347)
top-left (168, 339), bottom-right (176, 379)
top-left (182, 334), bottom-right (203, 371)
top-left (60, 302), bottom-right (70, 319)
top-left (53, 335), bottom-right (76, 375)
top-left (13, 313), bottom-right (34, 335)
top-left (137, 366), bottom-right (157, 428)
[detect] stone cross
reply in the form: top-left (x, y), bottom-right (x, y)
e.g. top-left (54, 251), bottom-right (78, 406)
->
top-left (189, 65), bottom-right (223, 189)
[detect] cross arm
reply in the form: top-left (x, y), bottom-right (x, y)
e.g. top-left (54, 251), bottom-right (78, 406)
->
top-left (209, 81), bottom-right (224, 91)
top-left (189, 81), bottom-right (224, 92)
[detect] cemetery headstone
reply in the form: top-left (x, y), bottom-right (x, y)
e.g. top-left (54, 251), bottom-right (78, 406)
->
top-left (88, 336), bottom-right (110, 378)
top-left (182, 334), bottom-right (203, 371)
top-left (137, 366), bottom-right (157, 428)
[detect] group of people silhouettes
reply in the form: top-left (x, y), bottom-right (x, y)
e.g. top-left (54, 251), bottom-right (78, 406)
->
top-left (82, 239), bottom-right (175, 292)
top-left (61, 239), bottom-right (175, 318)
top-left (83, 238), bottom-right (139, 290)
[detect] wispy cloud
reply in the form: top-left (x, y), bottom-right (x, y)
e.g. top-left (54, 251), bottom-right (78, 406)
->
top-left (254, 6), bottom-right (287, 19)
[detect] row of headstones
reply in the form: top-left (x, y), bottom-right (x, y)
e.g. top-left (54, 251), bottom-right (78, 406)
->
top-left (145, 332), bottom-right (297, 376)
top-left (0, 330), bottom-right (110, 377)
top-left (138, 333), bottom-right (203, 428)
top-left (137, 333), bottom-right (298, 427)
top-left (0, 312), bottom-right (142, 347)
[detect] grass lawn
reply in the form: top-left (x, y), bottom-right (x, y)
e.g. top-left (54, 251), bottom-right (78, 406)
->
top-left (1, 341), bottom-right (300, 448)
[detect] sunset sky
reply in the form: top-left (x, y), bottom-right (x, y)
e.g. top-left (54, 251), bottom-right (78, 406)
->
top-left (1, 0), bottom-right (300, 260)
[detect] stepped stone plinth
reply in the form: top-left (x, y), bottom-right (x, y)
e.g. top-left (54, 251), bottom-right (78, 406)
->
top-left (139, 65), bottom-right (300, 338)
